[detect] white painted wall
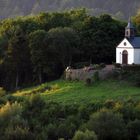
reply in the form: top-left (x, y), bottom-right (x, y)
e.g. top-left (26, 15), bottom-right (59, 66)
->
top-left (134, 49), bottom-right (140, 64)
top-left (117, 38), bottom-right (133, 48)
top-left (116, 48), bottom-right (134, 64)
top-left (116, 38), bottom-right (140, 64)
top-left (116, 38), bottom-right (134, 64)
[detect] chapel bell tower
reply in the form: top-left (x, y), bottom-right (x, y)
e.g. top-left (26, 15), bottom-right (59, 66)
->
top-left (125, 18), bottom-right (135, 39)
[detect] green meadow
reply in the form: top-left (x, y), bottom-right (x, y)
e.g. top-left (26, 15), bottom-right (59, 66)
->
top-left (14, 80), bottom-right (140, 104)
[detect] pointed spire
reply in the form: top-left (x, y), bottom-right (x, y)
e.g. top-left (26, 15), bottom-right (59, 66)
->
top-left (126, 17), bottom-right (134, 29)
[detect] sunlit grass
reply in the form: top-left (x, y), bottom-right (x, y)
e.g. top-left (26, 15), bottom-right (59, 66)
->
top-left (13, 79), bottom-right (140, 104)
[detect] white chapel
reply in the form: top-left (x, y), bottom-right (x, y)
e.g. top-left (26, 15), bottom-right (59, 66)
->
top-left (116, 19), bottom-right (140, 64)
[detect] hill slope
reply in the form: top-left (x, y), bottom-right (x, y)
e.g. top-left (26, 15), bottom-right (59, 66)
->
top-left (14, 80), bottom-right (140, 104)
top-left (0, 0), bottom-right (140, 20)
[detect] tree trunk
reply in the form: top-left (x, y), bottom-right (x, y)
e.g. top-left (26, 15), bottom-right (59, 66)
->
top-left (38, 72), bottom-right (42, 84)
top-left (15, 72), bottom-right (19, 89)
top-left (90, 56), bottom-right (92, 65)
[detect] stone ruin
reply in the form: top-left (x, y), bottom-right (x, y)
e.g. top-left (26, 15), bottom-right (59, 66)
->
top-left (65, 65), bottom-right (114, 81)
top-left (65, 66), bottom-right (97, 81)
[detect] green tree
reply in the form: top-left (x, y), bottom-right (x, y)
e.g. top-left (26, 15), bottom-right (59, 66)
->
top-left (3, 26), bottom-right (30, 89)
top-left (87, 109), bottom-right (126, 140)
top-left (29, 29), bottom-right (47, 83)
top-left (72, 130), bottom-right (97, 140)
top-left (47, 27), bottom-right (79, 68)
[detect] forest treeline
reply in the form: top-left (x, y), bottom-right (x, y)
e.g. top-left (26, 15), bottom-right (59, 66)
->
top-left (0, 9), bottom-right (127, 90)
top-left (0, 0), bottom-right (140, 20)
top-left (0, 9), bottom-right (140, 90)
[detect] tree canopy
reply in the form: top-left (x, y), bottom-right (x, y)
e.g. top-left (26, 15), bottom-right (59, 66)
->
top-left (0, 9), bottom-right (127, 90)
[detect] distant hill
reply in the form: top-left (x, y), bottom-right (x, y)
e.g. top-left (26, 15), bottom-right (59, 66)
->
top-left (0, 0), bottom-right (140, 20)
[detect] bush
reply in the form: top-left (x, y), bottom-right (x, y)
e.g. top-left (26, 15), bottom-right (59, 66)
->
top-left (134, 103), bottom-right (140, 120)
top-left (4, 95), bottom-right (24, 103)
top-left (51, 84), bottom-right (60, 90)
top-left (85, 78), bottom-right (92, 86)
top-left (133, 72), bottom-right (140, 87)
top-left (0, 102), bottom-right (22, 124)
top-left (5, 126), bottom-right (33, 140)
top-left (78, 105), bottom-right (90, 120)
top-left (23, 95), bottom-right (46, 119)
top-left (118, 103), bottom-right (136, 121)
top-left (93, 71), bottom-right (99, 82)
top-left (114, 63), bottom-right (122, 68)
top-left (58, 122), bottom-right (76, 140)
top-left (27, 94), bottom-right (45, 109)
top-left (72, 130), bottom-right (97, 140)
top-left (87, 109), bottom-right (126, 140)
top-left (0, 87), bottom-right (6, 97)
top-left (104, 100), bottom-right (115, 109)
top-left (122, 65), bottom-right (140, 71)
top-left (93, 64), bottom-right (100, 69)
top-left (0, 97), bottom-right (6, 106)
top-left (127, 119), bottom-right (140, 140)
top-left (46, 123), bottom-right (58, 140)
top-left (112, 69), bottom-right (121, 79)
top-left (99, 63), bottom-right (106, 69)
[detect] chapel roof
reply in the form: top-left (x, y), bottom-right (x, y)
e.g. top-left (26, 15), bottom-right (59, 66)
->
top-left (128, 37), bottom-right (140, 48)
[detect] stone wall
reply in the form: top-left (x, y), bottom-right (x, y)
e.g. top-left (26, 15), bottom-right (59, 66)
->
top-left (65, 65), bottom-right (114, 81)
top-left (65, 66), bottom-right (97, 81)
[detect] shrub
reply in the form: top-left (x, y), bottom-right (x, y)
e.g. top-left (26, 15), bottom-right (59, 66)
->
top-left (72, 130), bottom-right (97, 140)
top-left (57, 115), bottom-right (78, 139)
top-left (5, 126), bottom-right (33, 140)
top-left (23, 95), bottom-right (45, 119)
top-left (122, 65), bottom-right (140, 71)
top-left (127, 119), bottom-right (140, 140)
top-left (93, 64), bottom-right (100, 69)
top-left (58, 122), bottom-right (76, 140)
top-left (46, 123), bottom-right (58, 140)
top-left (104, 100), bottom-right (115, 109)
top-left (99, 63), bottom-right (106, 69)
top-left (78, 105), bottom-right (90, 120)
top-left (121, 71), bottom-right (140, 85)
top-left (87, 109), bottom-right (126, 140)
top-left (51, 84), bottom-right (60, 90)
top-left (112, 69), bottom-right (121, 79)
top-left (33, 126), bottom-right (49, 140)
top-left (27, 94), bottom-right (45, 109)
top-left (0, 97), bottom-right (6, 106)
top-left (0, 87), bottom-right (6, 97)
top-left (0, 102), bottom-right (22, 124)
top-left (85, 78), bottom-right (92, 86)
top-left (42, 102), bottom-right (65, 121)
top-left (93, 71), bottom-right (99, 82)
top-left (4, 95), bottom-right (24, 103)
top-left (119, 104), bottom-right (136, 121)
top-left (133, 72), bottom-right (140, 87)
top-left (134, 103), bottom-right (140, 120)
top-left (114, 63), bottom-right (121, 68)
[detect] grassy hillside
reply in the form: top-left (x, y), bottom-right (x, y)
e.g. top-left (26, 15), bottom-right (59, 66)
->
top-left (14, 80), bottom-right (140, 104)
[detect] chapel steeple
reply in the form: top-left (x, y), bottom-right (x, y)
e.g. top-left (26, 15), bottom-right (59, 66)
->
top-left (125, 18), bottom-right (135, 39)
